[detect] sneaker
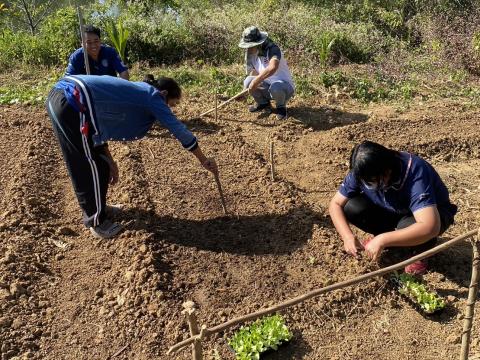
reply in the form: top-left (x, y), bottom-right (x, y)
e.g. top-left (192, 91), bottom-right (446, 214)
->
top-left (275, 106), bottom-right (288, 120)
top-left (248, 102), bottom-right (271, 113)
top-left (404, 259), bottom-right (428, 275)
top-left (90, 220), bottom-right (123, 239)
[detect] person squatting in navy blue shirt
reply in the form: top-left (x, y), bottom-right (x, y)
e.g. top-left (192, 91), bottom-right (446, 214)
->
top-left (65, 25), bottom-right (129, 80)
top-left (46, 74), bottom-right (218, 239)
top-left (329, 141), bottom-right (457, 275)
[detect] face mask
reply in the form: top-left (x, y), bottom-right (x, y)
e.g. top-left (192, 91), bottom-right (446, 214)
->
top-left (361, 178), bottom-right (388, 191)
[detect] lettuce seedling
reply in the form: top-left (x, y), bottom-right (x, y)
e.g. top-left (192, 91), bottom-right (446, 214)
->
top-left (395, 273), bottom-right (446, 314)
top-left (228, 314), bottom-right (292, 360)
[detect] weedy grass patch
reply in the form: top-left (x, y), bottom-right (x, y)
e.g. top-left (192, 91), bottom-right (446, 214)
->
top-left (228, 314), bottom-right (292, 360)
top-left (394, 272), bottom-right (446, 314)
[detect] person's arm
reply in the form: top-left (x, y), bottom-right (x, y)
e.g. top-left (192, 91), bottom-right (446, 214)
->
top-left (98, 144), bottom-right (119, 185)
top-left (191, 146), bottom-right (218, 175)
top-left (119, 70), bottom-right (130, 80)
top-left (365, 206), bottom-right (441, 259)
top-left (248, 57), bottom-right (280, 92)
top-left (65, 50), bottom-right (82, 76)
top-left (329, 192), bottom-right (363, 256)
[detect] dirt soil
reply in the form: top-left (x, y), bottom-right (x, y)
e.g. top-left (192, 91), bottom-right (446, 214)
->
top-left (0, 92), bottom-right (479, 360)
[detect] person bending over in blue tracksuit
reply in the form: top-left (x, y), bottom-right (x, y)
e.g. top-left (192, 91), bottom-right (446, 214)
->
top-left (329, 141), bottom-right (457, 275)
top-left (46, 74), bottom-right (217, 239)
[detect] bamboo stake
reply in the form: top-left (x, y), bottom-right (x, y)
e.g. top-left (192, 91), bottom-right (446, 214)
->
top-left (182, 301), bottom-right (203, 360)
top-left (214, 85), bottom-right (218, 122)
top-left (168, 229), bottom-right (478, 355)
top-left (214, 172), bottom-right (227, 215)
top-left (460, 235), bottom-right (480, 360)
top-left (76, 7), bottom-right (91, 75)
top-left (270, 140), bottom-right (275, 181)
top-left (199, 89), bottom-right (248, 118)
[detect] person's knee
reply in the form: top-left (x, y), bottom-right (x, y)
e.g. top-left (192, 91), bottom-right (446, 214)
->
top-left (269, 82), bottom-right (286, 98)
top-left (343, 197), bottom-right (369, 222)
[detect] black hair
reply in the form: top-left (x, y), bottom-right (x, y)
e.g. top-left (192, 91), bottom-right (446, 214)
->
top-left (349, 141), bottom-right (401, 183)
top-left (84, 25), bottom-right (101, 38)
top-left (143, 74), bottom-right (182, 101)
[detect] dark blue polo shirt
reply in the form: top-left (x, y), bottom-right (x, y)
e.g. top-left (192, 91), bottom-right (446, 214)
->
top-left (339, 152), bottom-right (457, 219)
top-left (65, 45), bottom-right (128, 77)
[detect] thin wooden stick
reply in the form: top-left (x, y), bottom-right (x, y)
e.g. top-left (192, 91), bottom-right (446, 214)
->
top-left (167, 229), bottom-right (478, 355)
top-left (76, 7), bottom-right (91, 75)
top-left (213, 173), bottom-right (227, 215)
top-left (214, 85), bottom-right (218, 122)
top-left (270, 140), bottom-right (275, 181)
top-left (182, 301), bottom-right (203, 360)
top-left (460, 235), bottom-right (480, 360)
top-left (147, 146), bottom-right (155, 160)
top-left (199, 89), bottom-right (248, 117)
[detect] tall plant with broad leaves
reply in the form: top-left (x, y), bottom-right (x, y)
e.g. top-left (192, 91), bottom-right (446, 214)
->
top-left (105, 18), bottom-right (129, 63)
top-left (316, 32), bottom-right (335, 69)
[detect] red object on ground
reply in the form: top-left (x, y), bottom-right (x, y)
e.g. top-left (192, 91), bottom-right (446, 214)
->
top-left (404, 259), bottom-right (428, 275)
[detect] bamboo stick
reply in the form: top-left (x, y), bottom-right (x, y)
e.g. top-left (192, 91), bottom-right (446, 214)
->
top-left (214, 85), bottom-right (218, 122)
top-left (270, 140), bottom-right (275, 181)
top-left (77, 7), bottom-right (91, 75)
top-left (214, 173), bottom-right (227, 215)
top-left (199, 89), bottom-right (248, 117)
top-left (460, 235), bottom-right (480, 360)
top-left (167, 229), bottom-right (478, 355)
top-left (182, 301), bottom-right (203, 360)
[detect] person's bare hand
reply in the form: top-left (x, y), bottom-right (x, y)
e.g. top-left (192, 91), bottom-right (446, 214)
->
top-left (344, 237), bottom-right (362, 257)
top-left (202, 158), bottom-right (218, 175)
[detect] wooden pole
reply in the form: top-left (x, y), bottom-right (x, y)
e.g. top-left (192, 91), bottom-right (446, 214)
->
top-left (182, 301), bottom-right (203, 360)
top-left (214, 84), bottom-right (218, 122)
top-left (76, 7), bottom-right (91, 75)
top-left (214, 173), bottom-right (227, 215)
top-left (460, 235), bottom-right (480, 360)
top-left (270, 140), bottom-right (275, 182)
top-left (199, 89), bottom-right (248, 118)
top-left (167, 229), bottom-right (478, 355)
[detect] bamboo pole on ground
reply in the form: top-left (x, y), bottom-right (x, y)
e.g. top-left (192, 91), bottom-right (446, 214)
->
top-left (167, 229), bottom-right (479, 355)
top-left (182, 301), bottom-right (203, 360)
top-left (460, 235), bottom-right (480, 360)
top-left (76, 7), bottom-right (91, 75)
top-left (199, 89), bottom-right (248, 118)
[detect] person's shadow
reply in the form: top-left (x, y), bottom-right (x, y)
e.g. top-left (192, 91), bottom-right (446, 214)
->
top-left (289, 106), bottom-right (368, 131)
top-left (121, 204), bottom-right (325, 255)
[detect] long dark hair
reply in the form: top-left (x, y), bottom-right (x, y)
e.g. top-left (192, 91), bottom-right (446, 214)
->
top-left (143, 74), bottom-right (182, 102)
top-left (349, 141), bottom-right (401, 183)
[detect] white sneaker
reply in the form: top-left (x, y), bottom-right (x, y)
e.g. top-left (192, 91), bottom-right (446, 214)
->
top-left (90, 220), bottom-right (123, 239)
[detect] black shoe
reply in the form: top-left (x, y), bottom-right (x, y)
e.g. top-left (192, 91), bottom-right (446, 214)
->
top-left (275, 106), bottom-right (287, 120)
top-left (248, 102), bottom-right (271, 113)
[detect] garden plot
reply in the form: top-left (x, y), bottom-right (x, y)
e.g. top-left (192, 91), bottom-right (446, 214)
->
top-left (0, 95), bottom-right (479, 360)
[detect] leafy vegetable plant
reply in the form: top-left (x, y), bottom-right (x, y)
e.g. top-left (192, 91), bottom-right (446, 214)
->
top-left (395, 272), bottom-right (446, 314)
top-left (228, 314), bottom-right (292, 360)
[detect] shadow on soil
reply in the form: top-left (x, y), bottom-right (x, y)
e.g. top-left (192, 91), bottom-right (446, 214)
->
top-left (145, 118), bottom-right (223, 139)
top-left (123, 205), bottom-right (325, 256)
top-left (261, 330), bottom-right (312, 359)
top-left (289, 106), bottom-right (369, 131)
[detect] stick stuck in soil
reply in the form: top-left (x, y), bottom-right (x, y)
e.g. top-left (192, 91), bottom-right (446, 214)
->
top-left (270, 140), bottom-right (275, 181)
top-left (214, 173), bottom-right (227, 215)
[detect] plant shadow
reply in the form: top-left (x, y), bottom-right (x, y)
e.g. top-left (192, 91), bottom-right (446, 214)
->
top-left (261, 330), bottom-right (312, 359)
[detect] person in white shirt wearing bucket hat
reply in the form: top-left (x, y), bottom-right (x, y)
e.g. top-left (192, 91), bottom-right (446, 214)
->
top-left (239, 26), bottom-right (295, 120)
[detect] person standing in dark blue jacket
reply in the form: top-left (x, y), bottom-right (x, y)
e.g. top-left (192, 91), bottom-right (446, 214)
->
top-left (66, 25), bottom-right (129, 80)
top-left (329, 141), bottom-right (457, 275)
top-left (46, 74), bottom-right (217, 238)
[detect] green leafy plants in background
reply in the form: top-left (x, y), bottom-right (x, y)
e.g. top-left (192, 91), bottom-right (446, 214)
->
top-left (228, 314), bottom-right (292, 360)
top-left (395, 272), bottom-right (446, 314)
top-left (105, 18), bottom-right (129, 62)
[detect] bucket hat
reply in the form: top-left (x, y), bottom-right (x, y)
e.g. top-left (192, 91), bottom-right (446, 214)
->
top-left (238, 26), bottom-right (268, 48)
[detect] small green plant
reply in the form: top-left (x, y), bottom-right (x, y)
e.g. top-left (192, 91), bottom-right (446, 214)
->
top-left (472, 32), bottom-right (480, 57)
top-left (228, 314), bottom-right (292, 360)
top-left (105, 18), bottom-right (130, 62)
top-left (315, 32), bottom-right (335, 69)
top-left (395, 272), bottom-right (446, 314)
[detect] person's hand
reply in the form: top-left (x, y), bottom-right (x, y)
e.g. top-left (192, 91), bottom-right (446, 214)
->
top-left (202, 157), bottom-right (218, 175)
top-left (248, 77), bottom-right (261, 94)
top-left (343, 236), bottom-right (362, 257)
top-left (364, 235), bottom-right (386, 260)
top-left (108, 159), bottom-right (119, 185)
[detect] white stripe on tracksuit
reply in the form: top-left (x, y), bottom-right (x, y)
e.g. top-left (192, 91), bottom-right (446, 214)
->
top-left (64, 76), bottom-right (103, 227)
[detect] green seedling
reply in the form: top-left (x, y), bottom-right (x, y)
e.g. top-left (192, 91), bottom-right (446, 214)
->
top-left (308, 256), bottom-right (316, 265)
top-left (395, 272), bottom-right (445, 314)
top-left (228, 314), bottom-right (292, 360)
